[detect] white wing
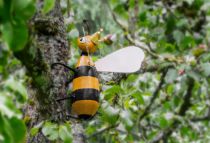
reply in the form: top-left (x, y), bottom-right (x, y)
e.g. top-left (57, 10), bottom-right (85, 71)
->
top-left (95, 46), bottom-right (145, 73)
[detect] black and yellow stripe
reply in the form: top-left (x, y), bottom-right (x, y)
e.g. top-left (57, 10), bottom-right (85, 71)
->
top-left (74, 66), bottom-right (98, 78)
top-left (71, 89), bottom-right (99, 103)
top-left (73, 76), bottom-right (99, 91)
top-left (72, 54), bottom-right (100, 119)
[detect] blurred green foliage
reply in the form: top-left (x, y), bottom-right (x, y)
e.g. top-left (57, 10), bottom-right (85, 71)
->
top-left (0, 73), bottom-right (28, 143)
top-left (0, 0), bottom-right (35, 51)
top-left (0, 0), bottom-right (35, 142)
top-left (68, 0), bottom-right (210, 142)
top-left (0, 0), bottom-right (210, 143)
top-left (41, 122), bottom-right (72, 142)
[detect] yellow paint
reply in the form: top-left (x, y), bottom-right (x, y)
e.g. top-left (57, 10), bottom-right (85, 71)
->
top-left (72, 100), bottom-right (99, 115)
top-left (73, 76), bottom-right (99, 91)
top-left (76, 56), bottom-right (94, 67)
top-left (77, 35), bottom-right (96, 53)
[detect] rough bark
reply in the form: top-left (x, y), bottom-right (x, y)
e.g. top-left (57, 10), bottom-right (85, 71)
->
top-left (14, 0), bottom-right (85, 143)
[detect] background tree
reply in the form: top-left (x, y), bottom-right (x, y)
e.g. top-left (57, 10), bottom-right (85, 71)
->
top-left (0, 0), bottom-right (210, 143)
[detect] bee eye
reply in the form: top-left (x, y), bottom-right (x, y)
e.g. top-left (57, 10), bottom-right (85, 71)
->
top-left (80, 37), bottom-right (87, 43)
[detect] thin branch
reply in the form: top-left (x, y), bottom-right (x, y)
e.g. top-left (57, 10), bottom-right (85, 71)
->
top-left (116, 129), bottom-right (141, 139)
top-left (128, 0), bottom-right (139, 39)
top-left (105, 0), bottom-right (193, 65)
top-left (150, 77), bottom-right (195, 143)
top-left (137, 68), bottom-right (169, 135)
top-left (191, 115), bottom-right (210, 122)
top-left (138, 68), bottom-right (169, 122)
top-left (177, 79), bottom-right (195, 115)
top-left (125, 34), bottom-right (160, 58)
top-left (105, 0), bottom-right (127, 31)
top-left (87, 124), bottom-right (119, 139)
top-left (191, 106), bottom-right (210, 122)
top-left (139, 62), bottom-right (175, 74)
top-left (105, 0), bottom-right (159, 58)
top-left (67, 0), bottom-right (70, 17)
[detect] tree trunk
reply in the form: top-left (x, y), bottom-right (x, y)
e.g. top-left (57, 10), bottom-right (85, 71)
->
top-left (14, 0), bottom-right (85, 142)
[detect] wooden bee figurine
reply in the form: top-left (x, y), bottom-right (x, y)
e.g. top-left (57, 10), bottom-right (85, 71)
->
top-left (52, 29), bottom-right (145, 119)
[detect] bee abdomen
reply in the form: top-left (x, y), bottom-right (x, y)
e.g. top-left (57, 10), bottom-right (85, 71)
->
top-left (72, 65), bottom-right (100, 119)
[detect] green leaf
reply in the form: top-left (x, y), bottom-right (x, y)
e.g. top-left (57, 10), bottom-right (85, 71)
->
top-left (200, 63), bottom-right (210, 77)
top-left (12, 0), bottom-right (36, 21)
top-left (0, 91), bottom-right (22, 118)
top-left (176, 19), bottom-right (188, 28)
top-left (100, 102), bottom-right (119, 124)
top-left (139, 11), bottom-right (147, 22)
top-left (180, 36), bottom-right (195, 50)
top-left (42, 0), bottom-right (55, 14)
top-left (156, 40), bottom-right (176, 53)
top-left (131, 91), bottom-right (144, 104)
top-left (42, 122), bottom-right (59, 141)
top-left (180, 126), bottom-right (197, 139)
top-left (9, 117), bottom-right (26, 142)
top-left (30, 122), bottom-right (44, 136)
top-left (4, 76), bottom-right (27, 102)
top-left (0, 113), bottom-right (13, 143)
top-left (173, 30), bottom-right (184, 45)
top-left (165, 69), bottom-right (178, 83)
top-left (0, 114), bottom-right (26, 143)
top-left (188, 70), bottom-right (201, 81)
top-left (120, 110), bottom-right (133, 131)
top-left (30, 127), bottom-right (39, 137)
top-left (163, 102), bottom-right (172, 111)
top-left (166, 84), bottom-right (174, 95)
top-left (0, 49), bottom-right (9, 68)
top-left (166, 14), bottom-right (176, 33)
top-left (113, 3), bottom-right (128, 19)
top-left (200, 52), bottom-right (210, 62)
top-left (185, 0), bottom-right (194, 5)
top-left (2, 22), bottom-right (28, 51)
top-left (125, 74), bottom-right (138, 83)
top-left (173, 96), bottom-right (181, 107)
top-left (0, 0), bottom-right (12, 22)
top-left (158, 116), bottom-right (169, 129)
top-left (59, 124), bottom-right (72, 143)
top-left (103, 85), bottom-right (122, 100)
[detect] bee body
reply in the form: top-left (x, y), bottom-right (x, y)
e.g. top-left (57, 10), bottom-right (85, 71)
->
top-left (52, 29), bottom-right (145, 120)
top-left (71, 52), bottom-right (100, 119)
